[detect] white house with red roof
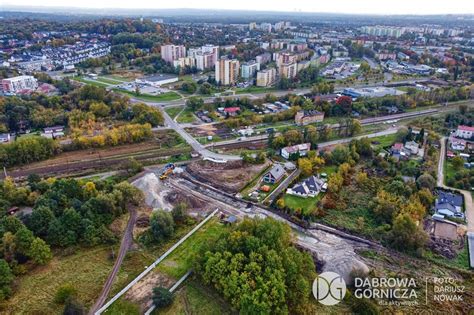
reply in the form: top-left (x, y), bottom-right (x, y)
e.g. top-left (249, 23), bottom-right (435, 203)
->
top-left (455, 125), bottom-right (474, 140)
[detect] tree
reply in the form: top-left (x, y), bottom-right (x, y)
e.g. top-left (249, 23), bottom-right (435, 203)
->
top-left (372, 190), bottom-right (400, 224)
top-left (416, 173), bottom-right (436, 190)
top-left (54, 284), bottom-right (77, 304)
top-left (298, 158), bottom-right (313, 177)
top-left (186, 97), bottom-right (204, 111)
top-left (276, 198), bottom-right (285, 209)
top-left (360, 61), bottom-right (371, 73)
top-left (388, 213), bottom-right (427, 253)
top-left (29, 237), bottom-right (52, 265)
top-left (336, 96), bottom-right (352, 114)
top-left (149, 210), bottom-right (175, 242)
top-left (0, 259), bottom-right (13, 301)
top-left (451, 156), bottom-right (464, 170)
top-left (152, 287), bottom-right (174, 308)
top-left (124, 157), bottom-right (143, 175)
top-left (171, 202), bottom-right (187, 224)
top-left (195, 218), bottom-right (316, 314)
top-left (330, 145), bottom-right (351, 165)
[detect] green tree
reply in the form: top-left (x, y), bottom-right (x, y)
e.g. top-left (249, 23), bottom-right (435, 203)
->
top-left (152, 287), bottom-right (174, 308)
top-left (451, 156), bottom-right (464, 170)
top-left (0, 259), bottom-right (13, 301)
top-left (171, 202), bottom-right (187, 224)
top-left (388, 213), bottom-right (428, 253)
top-left (29, 237), bottom-right (52, 265)
top-left (149, 210), bottom-right (175, 242)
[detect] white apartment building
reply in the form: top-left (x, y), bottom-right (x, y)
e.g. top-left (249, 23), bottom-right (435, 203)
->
top-left (2, 75), bottom-right (38, 93)
top-left (161, 44), bottom-right (186, 63)
top-left (256, 68), bottom-right (277, 87)
top-left (240, 61), bottom-right (260, 79)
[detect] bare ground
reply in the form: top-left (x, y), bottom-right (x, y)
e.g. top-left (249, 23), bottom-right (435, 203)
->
top-left (186, 160), bottom-right (270, 193)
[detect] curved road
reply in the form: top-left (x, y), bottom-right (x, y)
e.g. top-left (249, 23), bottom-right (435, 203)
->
top-left (89, 206), bottom-right (137, 314)
top-left (130, 97), bottom-right (242, 162)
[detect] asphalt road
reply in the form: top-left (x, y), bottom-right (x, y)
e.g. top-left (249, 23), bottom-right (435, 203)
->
top-left (437, 137), bottom-right (474, 232)
top-left (158, 103), bottom-right (242, 161)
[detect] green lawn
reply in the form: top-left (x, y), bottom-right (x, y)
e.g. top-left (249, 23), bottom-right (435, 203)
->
top-left (165, 106), bottom-right (184, 119)
top-left (157, 219), bottom-right (228, 279)
top-left (95, 77), bottom-right (123, 85)
top-left (176, 108), bottom-right (197, 123)
top-left (234, 86), bottom-right (277, 94)
top-left (368, 133), bottom-right (398, 149)
top-left (283, 194), bottom-right (320, 215)
top-left (73, 76), bottom-right (110, 88)
top-left (444, 159), bottom-right (456, 184)
top-left (114, 89), bottom-right (182, 102)
top-left (105, 75), bottom-right (134, 82)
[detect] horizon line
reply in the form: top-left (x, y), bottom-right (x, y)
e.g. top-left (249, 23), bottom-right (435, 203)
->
top-left (2, 5), bottom-right (474, 17)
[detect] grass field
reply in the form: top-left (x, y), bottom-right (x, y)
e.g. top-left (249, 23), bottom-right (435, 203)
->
top-left (159, 280), bottom-right (231, 315)
top-left (176, 108), bottom-right (197, 123)
top-left (95, 77), bottom-right (122, 85)
top-left (234, 86), bottom-right (277, 94)
top-left (106, 75), bottom-right (134, 82)
top-left (73, 76), bottom-right (110, 88)
top-left (165, 106), bottom-right (184, 119)
top-left (157, 219), bottom-right (228, 278)
top-left (368, 133), bottom-right (398, 150)
top-left (5, 246), bottom-right (121, 314)
top-left (114, 89), bottom-right (182, 102)
top-left (283, 194), bottom-right (320, 215)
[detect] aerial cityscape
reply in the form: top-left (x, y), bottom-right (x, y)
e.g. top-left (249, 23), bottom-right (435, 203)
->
top-left (0, 2), bottom-right (473, 314)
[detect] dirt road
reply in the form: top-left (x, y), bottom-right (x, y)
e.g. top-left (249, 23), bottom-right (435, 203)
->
top-left (437, 137), bottom-right (474, 232)
top-left (89, 206), bottom-right (137, 314)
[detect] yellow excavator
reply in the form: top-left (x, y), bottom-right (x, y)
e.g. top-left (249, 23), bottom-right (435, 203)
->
top-left (159, 168), bottom-right (173, 180)
top-left (159, 163), bottom-right (175, 180)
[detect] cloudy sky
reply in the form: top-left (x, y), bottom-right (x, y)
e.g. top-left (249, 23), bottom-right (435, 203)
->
top-left (3, 0), bottom-right (474, 15)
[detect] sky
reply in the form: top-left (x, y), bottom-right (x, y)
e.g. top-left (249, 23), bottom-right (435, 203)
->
top-left (3, 0), bottom-right (474, 15)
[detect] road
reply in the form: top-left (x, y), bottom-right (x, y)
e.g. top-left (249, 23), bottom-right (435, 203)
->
top-left (210, 125), bottom-right (400, 148)
top-left (437, 137), bottom-right (474, 232)
top-left (157, 103), bottom-right (241, 162)
top-left (89, 206), bottom-right (137, 314)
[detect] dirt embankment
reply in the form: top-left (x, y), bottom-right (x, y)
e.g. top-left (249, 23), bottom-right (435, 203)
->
top-left (186, 160), bottom-right (270, 194)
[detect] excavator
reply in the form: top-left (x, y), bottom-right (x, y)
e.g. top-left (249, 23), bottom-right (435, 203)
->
top-left (159, 163), bottom-right (175, 180)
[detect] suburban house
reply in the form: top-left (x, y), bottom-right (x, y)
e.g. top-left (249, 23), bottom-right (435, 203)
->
top-left (42, 125), bottom-right (65, 139)
top-left (223, 107), bottom-right (240, 117)
top-left (294, 110), bottom-right (325, 126)
top-left (262, 164), bottom-right (286, 184)
top-left (281, 143), bottom-right (311, 159)
top-left (286, 175), bottom-right (327, 198)
top-left (450, 138), bottom-right (466, 151)
top-left (404, 141), bottom-right (420, 155)
top-left (390, 141), bottom-right (422, 160)
top-left (455, 125), bottom-right (474, 140)
top-left (434, 191), bottom-right (464, 219)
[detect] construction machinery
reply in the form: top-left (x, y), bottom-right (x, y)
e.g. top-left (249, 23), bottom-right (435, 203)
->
top-left (159, 163), bottom-right (175, 180)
